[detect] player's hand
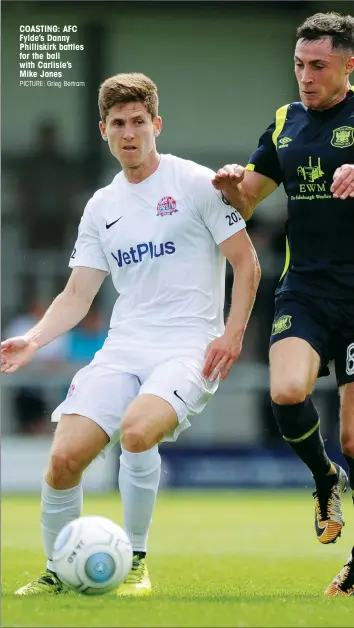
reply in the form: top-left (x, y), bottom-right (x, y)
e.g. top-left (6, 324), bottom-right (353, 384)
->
top-left (202, 334), bottom-right (242, 382)
top-left (212, 164), bottom-right (245, 197)
top-left (0, 336), bottom-right (38, 373)
top-left (331, 164), bottom-right (354, 199)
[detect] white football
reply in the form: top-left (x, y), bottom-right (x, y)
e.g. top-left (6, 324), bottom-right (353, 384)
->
top-left (52, 515), bottom-right (133, 595)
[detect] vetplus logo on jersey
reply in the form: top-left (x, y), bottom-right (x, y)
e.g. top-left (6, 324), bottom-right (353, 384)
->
top-left (156, 196), bottom-right (178, 216)
top-left (111, 241), bottom-right (176, 267)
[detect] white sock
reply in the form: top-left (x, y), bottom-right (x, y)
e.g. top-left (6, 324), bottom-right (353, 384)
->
top-left (41, 480), bottom-right (83, 572)
top-left (119, 445), bottom-right (161, 553)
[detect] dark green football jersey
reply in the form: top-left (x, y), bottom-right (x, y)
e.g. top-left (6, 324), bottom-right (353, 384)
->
top-left (247, 87), bottom-right (354, 299)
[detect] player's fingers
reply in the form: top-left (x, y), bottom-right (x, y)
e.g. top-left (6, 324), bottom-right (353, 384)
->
top-left (204, 354), bottom-right (221, 379)
top-left (1, 337), bottom-right (27, 350)
top-left (220, 165), bottom-right (244, 184)
top-left (331, 168), bottom-right (353, 192)
top-left (332, 176), bottom-right (354, 199)
top-left (216, 165), bottom-right (244, 180)
top-left (332, 167), bottom-right (342, 181)
top-left (203, 348), bottom-right (223, 378)
top-left (212, 176), bottom-right (229, 190)
top-left (211, 178), bottom-right (222, 190)
top-left (202, 347), bottom-right (216, 377)
top-left (0, 355), bottom-right (10, 369)
top-left (1, 363), bottom-right (18, 374)
top-left (332, 170), bottom-right (354, 189)
top-left (214, 168), bottom-right (230, 179)
top-left (330, 172), bottom-right (344, 192)
top-left (220, 164), bottom-right (234, 175)
top-left (1, 339), bottom-right (14, 349)
top-left (220, 358), bottom-right (235, 381)
top-left (231, 165), bottom-right (245, 179)
top-left (210, 355), bottom-right (229, 382)
top-left (222, 164), bottom-right (238, 177)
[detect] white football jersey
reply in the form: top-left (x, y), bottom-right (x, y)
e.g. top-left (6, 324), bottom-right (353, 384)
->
top-left (70, 154), bottom-right (246, 359)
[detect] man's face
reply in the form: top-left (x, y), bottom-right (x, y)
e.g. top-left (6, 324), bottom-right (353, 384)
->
top-left (294, 37), bottom-right (353, 110)
top-left (99, 102), bottom-right (161, 168)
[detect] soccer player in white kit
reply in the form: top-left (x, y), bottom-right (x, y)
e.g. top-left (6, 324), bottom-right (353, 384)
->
top-left (1, 73), bottom-right (260, 596)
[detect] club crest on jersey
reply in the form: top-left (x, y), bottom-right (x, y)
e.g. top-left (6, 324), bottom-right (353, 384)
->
top-left (156, 196), bottom-right (178, 216)
top-left (272, 315), bottom-right (292, 336)
top-left (331, 126), bottom-right (354, 148)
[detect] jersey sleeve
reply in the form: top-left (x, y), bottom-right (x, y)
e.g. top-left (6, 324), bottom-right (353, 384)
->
top-left (193, 168), bottom-right (246, 245)
top-left (69, 200), bottom-right (110, 273)
top-left (246, 121), bottom-right (283, 185)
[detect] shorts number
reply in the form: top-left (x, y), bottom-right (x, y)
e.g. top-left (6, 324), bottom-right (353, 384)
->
top-left (70, 247), bottom-right (76, 259)
top-left (226, 212), bottom-right (240, 226)
top-left (346, 342), bottom-right (354, 376)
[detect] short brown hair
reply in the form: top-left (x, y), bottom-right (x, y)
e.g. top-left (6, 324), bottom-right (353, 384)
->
top-left (296, 12), bottom-right (354, 52)
top-left (98, 73), bottom-right (159, 121)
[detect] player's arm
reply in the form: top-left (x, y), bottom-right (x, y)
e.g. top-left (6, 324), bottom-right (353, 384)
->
top-left (1, 199), bottom-right (110, 374)
top-left (213, 168), bottom-right (278, 221)
top-left (203, 230), bottom-right (261, 381)
top-left (0, 267), bottom-right (107, 374)
top-left (26, 266), bottom-right (107, 348)
top-left (213, 117), bottom-right (283, 221)
top-left (191, 166), bottom-right (260, 381)
top-left (221, 229), bottom-right (260, 344)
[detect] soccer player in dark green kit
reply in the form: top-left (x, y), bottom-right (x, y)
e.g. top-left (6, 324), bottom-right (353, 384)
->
top-left (212, 13), bottom-right (354, 596)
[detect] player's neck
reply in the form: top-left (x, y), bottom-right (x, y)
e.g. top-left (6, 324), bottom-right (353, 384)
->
top-left (316, 85), bottom-right (351, 111)
top-left (123, 151), bottom-right (161, 184)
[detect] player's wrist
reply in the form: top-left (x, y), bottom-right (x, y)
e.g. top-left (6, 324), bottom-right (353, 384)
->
top-left (223, 326), bottom-right (245, 345)
top-left (23, 334), bottom-right (40, 350)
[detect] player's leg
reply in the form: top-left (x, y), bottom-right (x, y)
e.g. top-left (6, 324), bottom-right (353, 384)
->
top-left (324, 545), bottom-right (354, 597)
top-left (42, 415), bottom-right (110, 566)
top-left (117, 357), bottom-right (217, 596)
top-left (15, 364), bottom-right (140, 596)
top-left (325, 361), bottom-right (354, 595)
top-left (270, 336), bottom-right (328, 471)
top-left (340, 382), bottom-right (354, 503)
top-left (15, 414), bottom-right (109, 596)
top-left (117, 394), bottom-right (178, 596)
top-left (270, 336), bottom-right (347, 544)
top-left (270, 294), bottom-right (348, 543)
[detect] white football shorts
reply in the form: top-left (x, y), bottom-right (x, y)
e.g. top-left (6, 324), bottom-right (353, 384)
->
top-left (52, 354), bottom-right (218, 452)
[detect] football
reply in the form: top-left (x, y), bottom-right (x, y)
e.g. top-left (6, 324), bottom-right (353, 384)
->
top-left (52, 515), bottom-right (133, 595)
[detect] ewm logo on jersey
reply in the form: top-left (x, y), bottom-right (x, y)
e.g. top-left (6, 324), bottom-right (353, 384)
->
top-left (290, 156), bottom-right (332, 201)
top-left (111, 241), bottom-right (176, 267)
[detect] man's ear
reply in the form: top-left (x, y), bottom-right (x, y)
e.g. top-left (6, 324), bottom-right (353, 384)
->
top-left (153, 116), bottom-right (162, 137)
top-left (99, 120), bottom-right (108, 141)
top-left (345, 55), bottom-right (354, 75)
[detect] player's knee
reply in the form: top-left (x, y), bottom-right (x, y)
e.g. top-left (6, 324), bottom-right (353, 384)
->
top-left (47, 451), bottom-right (83, 488)
top-left (120, 424), bottom-right (153, 453)
top-left (271, 381), bottom-right (307, 406)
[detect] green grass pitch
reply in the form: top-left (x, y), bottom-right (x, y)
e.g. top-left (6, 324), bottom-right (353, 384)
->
top-left (2, 490), bottom-right (353, 627)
